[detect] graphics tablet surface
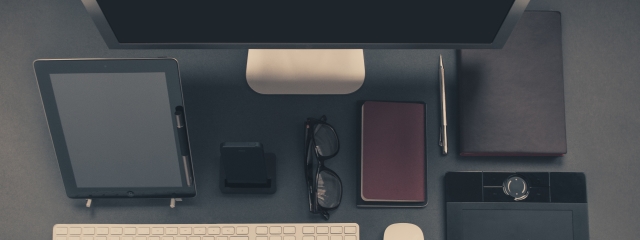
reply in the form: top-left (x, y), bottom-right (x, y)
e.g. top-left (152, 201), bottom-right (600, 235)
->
top-left (34, 58), bottom-right (195, 199)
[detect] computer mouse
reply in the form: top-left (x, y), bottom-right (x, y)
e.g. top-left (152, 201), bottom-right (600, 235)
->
top-left (384, 223), bottom-right (424, 240)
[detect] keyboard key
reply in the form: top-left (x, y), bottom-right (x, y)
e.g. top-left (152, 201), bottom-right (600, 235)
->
top-left (256, 237), bottom-right (268, 240)
top-left (283, 227), bottom-right (296, 234)
top-left (188, 237), bottom-right (201, 240)
top-left (70, 227), bottom-right (82, 235)
top-left (107, 237), bottom-right (120, 240)
top-left (166, 228), bottom-right (178, 235)
top-left (84, 227), bottom-right (96, 235)
top-left (269, 237), bottom-right (281, 240)
top-left (344, 236), bottom-right (356, 240)
top-left (317, 236), bottom-right (329, 240)
top-left (330, 227), bottom-right (342, 234)
top-left (152, 228), bottom-right (164, 235)
top-left (330, 236), bottom-right (342, 240)
top-left (122, 237), bottom-right (133, 240)
top-left (217, 237), bottom-right (228, 240)
top-left (236, 227), bottom-right (249, 235)
top-left (124, 228), bottom-right (136, 235)
top-left (256, 227), bottom-right (268, 235)
top-left (203, 237), bottom-right (214, 240)
top-left (110, 228), bottom-right (123, 235)
top-left (149, 237), bottom-right (160, 240)
top-left (344, 227), bottom-right (356, 234)
top-left (302, 227), bottom-right (315, 234)
top-left (284, 236), bottom-right (296, 240)
top-left (230, 237), bottom-right (248, 240)
top-left (222, 227), bottom-right (235, 235)
top-left (135, 237), bottom-right (146, 240)
top-left (56, 227), bottom-right (68, 235)
top-left (82, 237), bottom-right (94, 240)
top-left (69, 237), bottom-right (80, 240)
top-left (97, 228), bottom-right (109, 235)
top-left (207, 227), bottom-right (220, 235)
top-left (162, 237), bottom-right (173, 240)
top-left (302, 237), bottom-right (314, 240)
top-left (96, 237), bottom-right (107, 240)
top-left (56, 237), bottom-right (67, 240)
top-left (270, 227), bottom-right (282, 234)
top-left (138, 228), bottom-right (150, 235)
top-left (175, 237), bottom-right (187, 240)
top-left (180, 227), bottom-right (192, 235)
top-left (316, 227), bottom-right (328, 234)
top-left (194, 227), bottom-right (206, 235)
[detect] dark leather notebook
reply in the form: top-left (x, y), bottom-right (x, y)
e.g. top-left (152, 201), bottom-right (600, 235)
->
top-left (459, 11), bottom-right (567, 156)
top-left (360, 101), bottom-right (425, 202)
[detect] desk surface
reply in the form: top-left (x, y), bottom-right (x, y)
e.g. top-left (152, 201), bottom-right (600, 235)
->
top-left (2, 0), bottom-right (640, 239)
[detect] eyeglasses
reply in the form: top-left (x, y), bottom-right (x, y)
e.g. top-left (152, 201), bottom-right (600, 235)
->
top-left (305, 115), bottom-right (342, 220)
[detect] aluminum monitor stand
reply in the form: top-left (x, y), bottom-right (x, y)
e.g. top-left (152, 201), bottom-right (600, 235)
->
top-left (246, 49), bottom-right (365, 94)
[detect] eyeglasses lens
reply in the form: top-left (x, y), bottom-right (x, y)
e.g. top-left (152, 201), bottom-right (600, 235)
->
top-left (313, 124), bottom-right (338, 157)
top-left (317, 170), bottom-right (342, 208)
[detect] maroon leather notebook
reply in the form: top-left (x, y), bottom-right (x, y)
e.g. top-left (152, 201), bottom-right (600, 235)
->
top-left (361, 101), bottom-right (425, 202)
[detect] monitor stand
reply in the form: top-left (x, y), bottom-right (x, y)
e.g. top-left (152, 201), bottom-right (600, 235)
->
top-left (246, 49), bottom-right (365, 94)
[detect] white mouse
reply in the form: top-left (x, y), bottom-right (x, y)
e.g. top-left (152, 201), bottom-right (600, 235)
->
top-left (384, 223), bottom-right (424, 240)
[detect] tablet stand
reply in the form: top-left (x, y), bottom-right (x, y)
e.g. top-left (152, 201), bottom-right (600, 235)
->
top-left (84, 198), bottom-right (183, 208)
top-left (220, 153), bottom-right (277, 194)
top-left (169, 198), bottom-right (182, 208)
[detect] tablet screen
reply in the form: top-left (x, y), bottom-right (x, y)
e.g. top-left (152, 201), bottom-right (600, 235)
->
top-left (49, 72), bottom-right (183, 188)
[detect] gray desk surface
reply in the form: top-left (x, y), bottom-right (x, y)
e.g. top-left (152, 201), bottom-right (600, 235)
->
top-left (2, 0), bottom-right (639, 239)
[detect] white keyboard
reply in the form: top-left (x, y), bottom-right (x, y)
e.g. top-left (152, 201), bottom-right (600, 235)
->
top-left (52, 223), bottom-right (359, 240)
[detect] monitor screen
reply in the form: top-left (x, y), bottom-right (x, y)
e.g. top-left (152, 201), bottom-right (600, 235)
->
top-left (49, 72), bottom-right (183, 188)
top-left (83, 0), bottom-right (529, 49)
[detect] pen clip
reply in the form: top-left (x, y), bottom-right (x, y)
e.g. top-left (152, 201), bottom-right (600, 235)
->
top-left (439, 126), bottom-right (443, 147)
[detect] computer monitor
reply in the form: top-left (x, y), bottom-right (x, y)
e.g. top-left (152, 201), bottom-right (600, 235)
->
top-left (82, 0), bottom-right (530, 94)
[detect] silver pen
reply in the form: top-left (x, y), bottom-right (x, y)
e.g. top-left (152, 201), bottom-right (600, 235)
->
top-left (439, 55), bottom-right (448, 155)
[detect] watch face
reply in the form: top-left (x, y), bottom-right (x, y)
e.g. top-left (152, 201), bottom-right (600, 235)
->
top-left (503, 175), bottom-right (529, 201)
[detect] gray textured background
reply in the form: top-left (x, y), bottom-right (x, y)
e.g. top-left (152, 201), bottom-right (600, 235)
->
top-left (1, 0), bottom-right (639, 239)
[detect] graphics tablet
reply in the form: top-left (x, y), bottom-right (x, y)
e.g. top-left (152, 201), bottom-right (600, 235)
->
top-left (445, 172), bottom-right (589, 240)
top-left (34, 58), bottom-right (195, 199)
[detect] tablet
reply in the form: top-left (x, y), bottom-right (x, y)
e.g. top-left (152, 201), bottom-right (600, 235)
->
top-left (34, 58), bottom-right (196, 199)
top-left (445, 172), bottom-right (589, 240)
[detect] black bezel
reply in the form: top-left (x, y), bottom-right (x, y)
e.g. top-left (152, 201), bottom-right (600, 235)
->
top-left (81, 0), bottom-right (530, 49)
top-left (33, 58), bottom-right (196, 199)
